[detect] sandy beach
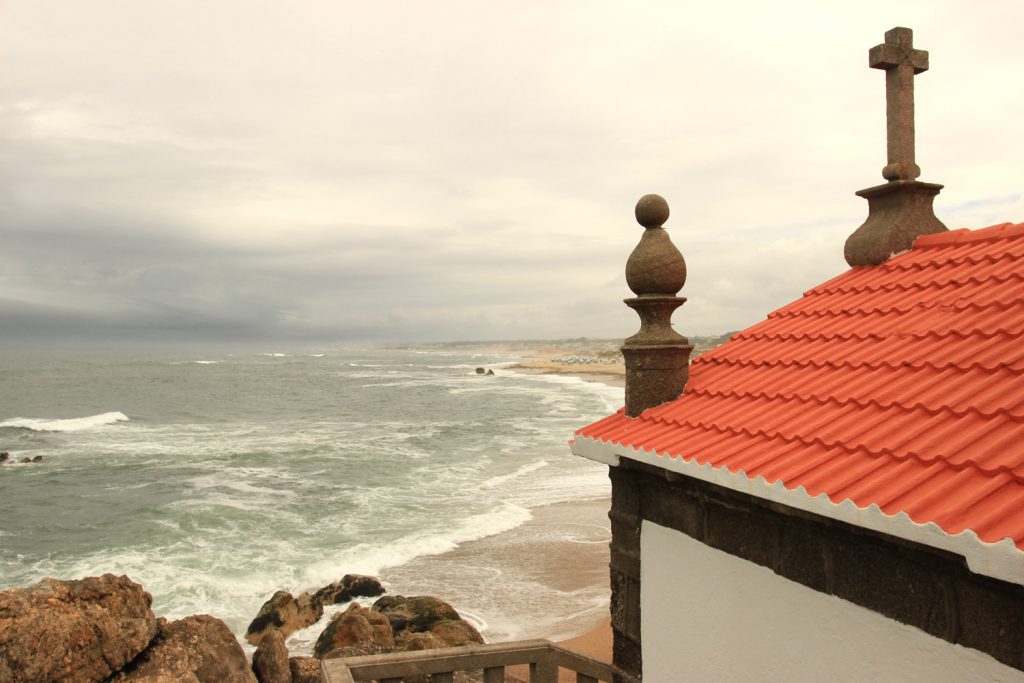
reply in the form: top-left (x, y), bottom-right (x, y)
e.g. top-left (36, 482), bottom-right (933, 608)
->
top-left (464, 339), bottom-right (626, 388)
top-left (506, 359), bottom-right (625, 387)
top-left (379, 496), bottom-right (612, 640)
top-left (380, 493), bottom-right (616, 677)
top-left (369, 339), bottom-right (624, 666)
top-left (486, 334), bottom-right (724, 668)
top-left (502, 343), bottom-right (619, 663)
top-left (506, 344), bottom-right (621, 667)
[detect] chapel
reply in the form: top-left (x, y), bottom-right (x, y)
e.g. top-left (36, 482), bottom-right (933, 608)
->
top-left (571, 27), bottom-right (1024, 682)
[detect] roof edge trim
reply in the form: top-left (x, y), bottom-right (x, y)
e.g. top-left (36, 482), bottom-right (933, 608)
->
top-left (570, 435), bottom-right (1024, 586)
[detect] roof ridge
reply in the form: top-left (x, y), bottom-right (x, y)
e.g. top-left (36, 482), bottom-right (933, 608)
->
top-left (813, 268), bottom-right (1024, 295)
top-left (636, 413), bottom-right (1024, 484)
top-left (727, 328), bottom-right (1023, 344)
top-left (897, 251), bottom-right (1023, 268)
top-left (692, 353), bottom-right (1023, 373)
top-left (769, 293), bottom-right (1024, 318)
top-left (805, 250), bottom-right (1024, 298)
top-left (686, 385), bottom-right (1024, 422)
top-left (914, 221), bottom-right (1024, 247)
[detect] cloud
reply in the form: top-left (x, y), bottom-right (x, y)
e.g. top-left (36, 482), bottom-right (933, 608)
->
top-left (1, 1), bottom-right (1022, 346)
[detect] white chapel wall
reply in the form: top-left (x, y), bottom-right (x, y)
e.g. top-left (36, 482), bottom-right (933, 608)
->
top-left (640, 520), bottom-right (1024, 683)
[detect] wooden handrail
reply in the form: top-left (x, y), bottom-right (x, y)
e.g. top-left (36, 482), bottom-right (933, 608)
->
top-left (319, 638), bottom-right (622, 683)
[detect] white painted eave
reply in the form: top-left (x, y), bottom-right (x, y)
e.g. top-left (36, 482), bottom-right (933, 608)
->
top-left (570, 434), bottom-right (1024, 587)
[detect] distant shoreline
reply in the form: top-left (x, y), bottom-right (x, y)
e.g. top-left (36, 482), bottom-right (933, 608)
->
top-left (504, 360), bottom-right (625, 387)
top-left (398, 334), bottom-right (732, 391)
top-left (429, 338), bottom-right (629, 389)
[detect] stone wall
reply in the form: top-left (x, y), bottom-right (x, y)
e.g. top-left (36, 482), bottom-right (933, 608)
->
top-left (607, 459), bottom-right (1024, 681)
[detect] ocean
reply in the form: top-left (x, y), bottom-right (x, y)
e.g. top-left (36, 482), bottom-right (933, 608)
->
top-left (0, 347), bottom-right (620, 653)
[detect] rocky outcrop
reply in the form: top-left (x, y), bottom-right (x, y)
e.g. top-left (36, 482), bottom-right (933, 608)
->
top-left (288, 657), bottom-right (321, 683)
top-left (313, 603), bottom-right (394, 659)
top-left (372, 595), bottom-right (483, 647)
top-left (0, 451), bottom-right (9, 464)
top-left (245, 591), bottom-right (323, 645)
top-left (252, 630), bottom-right (291, 683)
top-left (1, 573), bottom-right (483, 683)
top-left (0, 574), bottom-right (157, 683)
top-left (313, 595), bottom-right (484, 662)
top-left (397, 631), bottom-right (448, 651)
top-left (112, 614), bottom-right (256, 683)
top-left (313, 575), bottom-right (385, 606)
top-left (425, 619), bottom-right (485, 647)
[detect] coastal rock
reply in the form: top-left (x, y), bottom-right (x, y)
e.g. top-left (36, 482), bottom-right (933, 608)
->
top-left (428, 619), bottom-right (486, 647)
top-left (246, 591), bottom-right (323, 645)
top-left (372, 595), bottom-right (458, 632)
top-left (396, 631), bottom-right (447, 651)
top-left (112, 614), bottom-right (256, 683)
top-left (252, 630), bottom-right (291, 683)
top-left (288, 657), bottom-right (321, 683)
top-left (486, 369), bottom-right (495, 376)
top-left (475, 367), bottom-right (486, 375)
top-left (320, 642), bottom-right (393, 660)
top-left (313, 603), bottom-right (394, 659)
top-left (20, 457), bottom-right (30, 463)
top-left (313, 574), bottom-right (385, 605)
top-left (32, 455), bottom-right (43, 463)
top-left (0, 452), bottom-right (9, 464)
top-left (0, 573), bottom-right (157, 683)
top-left (372, 595), bottom-right (483, 647)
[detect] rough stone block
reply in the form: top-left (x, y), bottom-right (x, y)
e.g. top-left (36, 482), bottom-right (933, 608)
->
top-left (830, 538), bottom-right (952, 640)
top-left (704, 498), bottom-right (778, 568)
top-left (612, 628), bottom-right (642, 683)
top-left (776, 523), bottom-right (830, 593)
top-left (955, 577), bottom-right (1024, 671)
top-left (641, 479), bottom-right (701, 538)
top-left (610, 468), bottom-right (642, 517)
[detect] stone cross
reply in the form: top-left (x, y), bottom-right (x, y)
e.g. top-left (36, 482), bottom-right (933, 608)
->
top-left (869, 26), bottom-right (929, 181)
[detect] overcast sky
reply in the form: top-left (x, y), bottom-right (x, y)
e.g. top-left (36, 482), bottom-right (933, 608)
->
top-left (2, 1), bottom-right (1022, 347)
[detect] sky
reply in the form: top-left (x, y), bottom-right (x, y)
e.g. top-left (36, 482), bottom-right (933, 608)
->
top-left (2, 1), bottom-right (1022, 347)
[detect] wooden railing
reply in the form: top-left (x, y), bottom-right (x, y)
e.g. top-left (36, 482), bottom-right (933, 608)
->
top-left (320, 638), bottom-right (625, 683)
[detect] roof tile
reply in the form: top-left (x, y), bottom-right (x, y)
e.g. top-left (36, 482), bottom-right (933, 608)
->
top-left (576, 221), bottom-right (1024, 554)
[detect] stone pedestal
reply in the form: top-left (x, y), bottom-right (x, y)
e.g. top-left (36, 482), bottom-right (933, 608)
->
top-left (845, 180), bottom-right (946, 267)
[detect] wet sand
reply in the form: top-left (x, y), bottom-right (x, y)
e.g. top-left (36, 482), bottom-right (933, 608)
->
top-left (496, 341), bottom-right (625, 388)
top-left (501, 347), bottom-right (619, 665)
top-left (380, 497), bottom-right (612, 646)
top-left (507, 619), bottom-right (614, 682)
top-left (384, 341), bottom-right (621, 666)
top-left (505, 359), bottom-right (624, 386)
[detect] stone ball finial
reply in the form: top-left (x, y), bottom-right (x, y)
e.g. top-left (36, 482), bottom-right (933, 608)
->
top-left (635, 194), bottom-right (670, 228)
top-left (625, 194), bottom-right (686, 296)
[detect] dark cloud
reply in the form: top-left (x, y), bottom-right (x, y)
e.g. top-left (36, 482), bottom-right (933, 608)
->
top-left (1, 1), bottom-right (1022, 346)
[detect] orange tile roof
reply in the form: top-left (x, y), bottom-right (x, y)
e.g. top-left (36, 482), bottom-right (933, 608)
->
top-left (574, 221), bottom-right (1024, 582)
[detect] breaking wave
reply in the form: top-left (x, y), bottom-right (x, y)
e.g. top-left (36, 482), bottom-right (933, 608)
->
top-left (0, 412), bottom-right (129, 432)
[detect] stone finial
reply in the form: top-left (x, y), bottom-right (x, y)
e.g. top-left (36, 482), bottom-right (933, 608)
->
top-left (626, 194), bottom-right (687, 296)
top-left (621, 194), bottom-right (692, 417)
top-left (845, 27), bottom-right (946, 267)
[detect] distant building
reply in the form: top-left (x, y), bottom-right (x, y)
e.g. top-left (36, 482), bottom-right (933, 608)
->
top-left (572, 28), bottom-right (1024, 683)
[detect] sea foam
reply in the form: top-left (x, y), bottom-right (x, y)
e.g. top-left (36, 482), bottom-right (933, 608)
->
top-left (480, 460), bottom-right (549, 489)
top-left (0, 411), bottom-right (129, 432)
top-left (302, 502), bottom-right (533, 586)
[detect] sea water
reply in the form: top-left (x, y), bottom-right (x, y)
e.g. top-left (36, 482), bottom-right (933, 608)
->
top-left (0, 347), bottom-right (619, 652)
